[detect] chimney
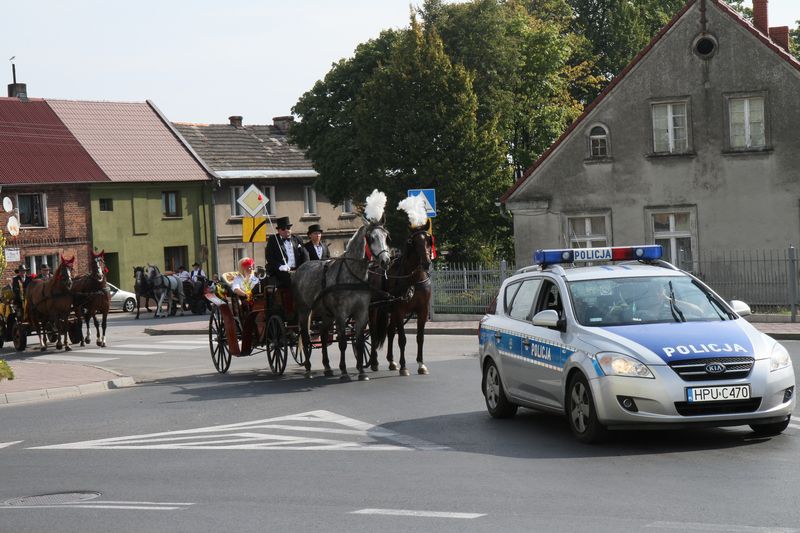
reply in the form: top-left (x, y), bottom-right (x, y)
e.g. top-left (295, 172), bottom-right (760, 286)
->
top-left (272, 115), bottom-right (294, 134)
top-left (753, 0), bottom-right (769, 35)
top-left (7, 63), bottom-right (27, 100)
top-left (228, 115), bottom-right (243, 128)
top-left (769, 26), bottom-right (790, 51)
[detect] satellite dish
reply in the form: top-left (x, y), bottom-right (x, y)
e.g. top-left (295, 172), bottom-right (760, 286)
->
top-left (7, 215), bottom-right (19, 236)
top-left (2, 197), bottom-right (11, 213)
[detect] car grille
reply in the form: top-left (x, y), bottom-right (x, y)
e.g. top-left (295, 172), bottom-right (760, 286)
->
top-left (668, 357), bottom-right (754, 382)
top-left (674, 398), bottom-right (762, 416)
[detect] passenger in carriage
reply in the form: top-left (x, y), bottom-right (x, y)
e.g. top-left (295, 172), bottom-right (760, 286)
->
top-left (304, 224), bottom-right (330, 261)
top-left (11, 264), bottom-right (31, 311)
top-left (231, 257), bottom-right (260, 301)
top-left (38, 264), bottom-right (52, 281)
top-left (265, 216), bottom-right (308, 288)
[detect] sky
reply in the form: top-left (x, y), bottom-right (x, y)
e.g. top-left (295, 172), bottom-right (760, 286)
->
top-left (1, 0), bottom-right (798, 126)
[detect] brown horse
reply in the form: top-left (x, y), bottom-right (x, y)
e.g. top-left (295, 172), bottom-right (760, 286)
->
top-left (369, 226), bottom-right (433, 375)
top-left (25, 255), bottom-right (75, 351)
top-left (72, 250), bottom-right (110, 347)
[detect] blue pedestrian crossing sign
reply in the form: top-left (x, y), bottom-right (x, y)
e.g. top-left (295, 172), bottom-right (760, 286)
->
top-left (407, 189), bottom-right (436, 218)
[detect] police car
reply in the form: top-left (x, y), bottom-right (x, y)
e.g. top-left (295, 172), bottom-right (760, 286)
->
top-left (478, 245), bottom-right (795, 443)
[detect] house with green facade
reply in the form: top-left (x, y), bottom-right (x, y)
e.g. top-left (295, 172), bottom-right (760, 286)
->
top-left (48, 99), bottom-right (216, 290)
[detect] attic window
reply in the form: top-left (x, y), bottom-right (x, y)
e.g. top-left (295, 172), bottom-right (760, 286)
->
top-left (693, 34), bottom-right (717, 59)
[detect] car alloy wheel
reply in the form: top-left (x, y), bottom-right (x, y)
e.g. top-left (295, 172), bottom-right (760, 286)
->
top-left (123, 298), bottom-right (136, 313)
top-left (567, 373), bottom-right (607, 444)
top-left (483, 359), bottom-right (517, 418)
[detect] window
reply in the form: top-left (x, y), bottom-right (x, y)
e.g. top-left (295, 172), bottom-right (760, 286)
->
top-left (162, 191), bottom-right (181, 217)
top-left (507, 278), bottom-right (542, 321)
top-left (729, 96), bottom-right (765, 149)
top-left (99, 198), bottom-right (113, 211)
top-left (647, 208), bottom-right (697, 271)
top-left (341, 198), bottom-right (354, 214)
top-left (652, 102), bottom-right (688, 153)
top-left (164, 246), bottom-right (188, 272)
top-left (27, 254), bottom-right (59, 275)
top-left (588, 125), bottom-right (609, 158)
top-left (17, 193), bottom-right (46, 227)
top-left (566, 214), bottom-right (610, 248)
top-left (303, 186), bottom-right (317, 215)
top-left (230, 185), bottom-right (276, 217)
top-left (534, 280), bottom-right (563, 320)
top-left (232, 247), bottom-right (245, 271)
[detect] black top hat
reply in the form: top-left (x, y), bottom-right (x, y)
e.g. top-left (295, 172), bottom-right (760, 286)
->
top-left (40, 264), bottom-right (50, 270)
top-left (276, 216), bottom-right (292, 229)
top-left (192, 262), bottom-right (200, 267)
top-left (17, 264), bottom-right (28, 271)
top-left (307, 224), bottom-right (322, 235)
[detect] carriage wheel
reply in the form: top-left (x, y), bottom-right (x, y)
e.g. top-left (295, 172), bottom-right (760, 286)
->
top-left (68, 321), bottom-right (83, 344)
top-left (266, 316), bottom-right (288, 375)
top-left (209, 307), bottom-right (231, 374)
top-left (12, 322), bottom-right (27, 351)
top-left (350, 326), bottom-right (372, 365)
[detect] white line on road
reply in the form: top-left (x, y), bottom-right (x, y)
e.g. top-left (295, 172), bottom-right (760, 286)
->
top-left (787, 422), bottom-right (800, 430)
top-left (116, 344), bottom-right (191, 350)
top-left (156, 340), bottom-right (208, 345)
top-left (647, 520), bottom-right (798, 532)
top-left (352, 509), bottom-right (485, 519)
top-left (38, 355), bottom-right (119, 363)
top-left (77, 349), bottom-right (162, 356)
top-left (0, 441), bottom-right (23, 449)
top-left (0, 504), bottom-right (185, 511)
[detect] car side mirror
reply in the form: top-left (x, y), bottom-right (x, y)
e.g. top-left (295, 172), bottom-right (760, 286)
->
top-left (532, 309), bottom-right (565, 331)
top-left (730, 300), bottom-right (751, 317)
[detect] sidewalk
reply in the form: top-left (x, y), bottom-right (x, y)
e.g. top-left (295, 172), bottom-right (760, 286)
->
top-left (2, 319), bottom-right (800, 406)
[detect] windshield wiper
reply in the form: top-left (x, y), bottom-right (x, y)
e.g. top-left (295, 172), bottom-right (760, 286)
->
top-left (668, 281), bottom-right (685, 322)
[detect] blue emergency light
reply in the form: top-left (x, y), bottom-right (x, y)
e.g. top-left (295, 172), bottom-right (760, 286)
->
top-left (534, 245), bottom-right (662, 266)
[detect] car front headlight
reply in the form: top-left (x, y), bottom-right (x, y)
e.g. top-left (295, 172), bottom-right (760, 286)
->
top-left (770, 343), bottom-right (792, 372)
top-left (596, 352), bottom-right (655, 378)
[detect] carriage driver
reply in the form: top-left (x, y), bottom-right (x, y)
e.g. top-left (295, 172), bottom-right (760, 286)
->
top-left (265, 216), bottom-right (308, 288)
top-left (231, 257), bottom-right (260, 301)
top-left (11, 264), bottom-right (31, 316)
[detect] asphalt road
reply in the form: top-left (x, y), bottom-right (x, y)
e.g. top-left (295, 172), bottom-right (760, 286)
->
top-left (1, 321), bottom-right (799, 533)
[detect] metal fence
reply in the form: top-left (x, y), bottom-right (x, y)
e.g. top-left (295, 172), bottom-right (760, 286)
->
top-left (431, 247), bottom-right (800, 320)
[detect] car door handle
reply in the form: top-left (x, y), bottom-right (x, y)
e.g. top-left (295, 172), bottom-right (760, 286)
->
top-left (494, 332), bottom-right (502, 341)
top-left (522, 339), bottom-right (531, 347)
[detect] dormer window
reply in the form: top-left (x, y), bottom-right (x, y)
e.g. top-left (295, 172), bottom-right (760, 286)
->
top-left (588, 125), bottom-right (609, 158)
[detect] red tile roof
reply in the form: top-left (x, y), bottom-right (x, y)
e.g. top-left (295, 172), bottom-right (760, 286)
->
top-left (47, 99), bottom-right (211, 183)
top-left (0, 97), bottom-right (108, 185)
top-left (501, 0), bottom-right (800, 203)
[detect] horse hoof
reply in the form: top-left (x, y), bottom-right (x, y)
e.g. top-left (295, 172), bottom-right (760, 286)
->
top-left (65, 346), bottom-right (72, 352)
top-left (400, 368), bottom-right (410, 376)
top-left (418, 365), bottom-right (429, 375)
top-left (388, 362), bottom-right (398, 371)
top-left (323, 369), bottom-right (334, 377)
top-left (56, 343), bottom-right (63, 350)
top-left (339, 374), bottom-right (351, 382)
top-left (84, 337), bottom-right (90, 344)
top-left (40, 346), bottom-right (47, 352)
top-left (304, 371), bottom-right (313, 379)
top-left (96, 340), bottom-right (102, 347)
top-left (358, 373), bottom-right (369, 381)
top-left (370, 363), bottom-right (379, 372)
top-left (101, 341), bottom-right (107, 347)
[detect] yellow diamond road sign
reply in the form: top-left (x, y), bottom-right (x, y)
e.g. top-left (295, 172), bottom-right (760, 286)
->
top-left (237, 184), bottom-right (269, 217)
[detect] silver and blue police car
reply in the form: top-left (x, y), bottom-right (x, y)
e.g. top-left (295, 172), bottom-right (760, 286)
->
top-left (478, 245), bottom-right (795, 443)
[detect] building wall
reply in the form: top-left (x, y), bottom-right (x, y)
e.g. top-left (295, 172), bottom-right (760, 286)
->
top-left (507, 2), bottom-right (800, 266)
top-left (0, 185), bottom-right (93, 285)
top-left (215, 179), bottom-right (360, 273)
top-left (90, 182), bottom-right (215, 291)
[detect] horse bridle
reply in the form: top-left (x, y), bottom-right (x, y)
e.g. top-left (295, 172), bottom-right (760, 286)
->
top-left (365, 224), bottom-right (390, 264)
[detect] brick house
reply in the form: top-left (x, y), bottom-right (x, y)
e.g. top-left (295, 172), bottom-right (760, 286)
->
top-left (0, 94), bottom-right (108, 282)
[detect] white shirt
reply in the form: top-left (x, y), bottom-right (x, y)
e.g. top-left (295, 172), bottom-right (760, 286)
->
top-left (191, 268), bottom-right (206, 281)
top-left (177, 271), bottom-right (191, 282)
top-left (283, 239), bottom-right (296, 268)
top-left (231, 273), bottom-right (259, 294)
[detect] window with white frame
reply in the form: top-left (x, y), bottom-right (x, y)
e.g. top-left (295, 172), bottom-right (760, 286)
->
top-left (303, 186), bottom-right (317, 215)
top-left (341, 198), bottom-right (354, 214)
top-left (232, 247), bottom-right (245, 271)
top-left (588, 125), bottom-right (609, 158)
top-left (652, 102), bottom-right (688, 153)
top-left (27, 254), bottom-right (59, 275)
top-left (566, 213), bottom-right (611, 248)
top-left (648, 208), bottom-right (696, 270)
top-left (729, 96), bottom-right (766, 149)
top-left (17, 193), bottom-right (47, 227)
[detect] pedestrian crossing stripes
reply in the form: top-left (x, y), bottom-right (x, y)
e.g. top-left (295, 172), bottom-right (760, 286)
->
top-left (31, 410), bottom-right (449, 452)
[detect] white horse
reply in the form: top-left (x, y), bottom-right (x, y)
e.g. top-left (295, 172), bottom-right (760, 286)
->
top-left (146, 265), bottom-right (185, 318)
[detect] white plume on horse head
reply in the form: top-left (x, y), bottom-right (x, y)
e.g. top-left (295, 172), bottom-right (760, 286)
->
top-left (397, 195), bottom-right (428, 228)
top-left (363, 189), bottom-right (387, 223)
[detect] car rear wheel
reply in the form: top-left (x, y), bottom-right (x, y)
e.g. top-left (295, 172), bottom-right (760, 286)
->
top-left (750, 416), bottom-right (790, 437)
top-left (123, 298), bottom-right (136, 313)
top-left (566, 372), bottom-right (608, 444)
top-left (483, 359), bottom-right (517, 418)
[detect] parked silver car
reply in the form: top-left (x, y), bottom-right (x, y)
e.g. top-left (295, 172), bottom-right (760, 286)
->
top-left (107, 283), bottom-right (137, 313)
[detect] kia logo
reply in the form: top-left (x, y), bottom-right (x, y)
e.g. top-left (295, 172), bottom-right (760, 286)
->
top-left (705, 362), bottom-right (726, 374)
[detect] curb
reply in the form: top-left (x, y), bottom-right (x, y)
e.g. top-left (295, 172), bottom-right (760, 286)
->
top-left (765, 333), bottom-right (800, 341)
top-left (0, 376), bottom-right (136, 406)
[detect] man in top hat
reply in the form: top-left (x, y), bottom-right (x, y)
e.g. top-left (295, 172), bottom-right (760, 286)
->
top-left (38, 264), bottom-right (52, 280)
top-left (11, 264), bottom-right (31, 312)
top-left (266, 216), bottom-right (308, 288)
top-left (304, 224), bottom-right (330, 261)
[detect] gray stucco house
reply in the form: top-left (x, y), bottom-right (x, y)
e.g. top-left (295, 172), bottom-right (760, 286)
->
top-left (502, 0), bottom-right (799, 271)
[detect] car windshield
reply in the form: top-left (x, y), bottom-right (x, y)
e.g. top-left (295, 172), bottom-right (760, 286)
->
top-left (568, 275), bottom-right (733, 327)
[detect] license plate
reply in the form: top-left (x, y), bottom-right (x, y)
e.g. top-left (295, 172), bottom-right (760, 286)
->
top-left (686, 384), bottom-right (751, 403)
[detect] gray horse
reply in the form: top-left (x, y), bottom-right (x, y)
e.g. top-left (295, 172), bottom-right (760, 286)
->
top-left (293, 221), bottom-right (390, 380)
top-left (146, 265), bottom-right (185, 318)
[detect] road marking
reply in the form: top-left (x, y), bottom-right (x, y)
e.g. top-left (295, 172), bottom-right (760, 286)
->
top-left (76, 349), bottom-right (162, 356)
top-left (32, 410), bottom-right (448, 451)
top-left (647, 521), bottom-right (798, 532)
top-left (38, 355), bottom-right (119, 363)
top-left (352, 509), bottom-right (485, 519)
top-left (0, 441), bottom-right (23, 449)
top-left (116, 344), bottom-right (189, 350)
top-left (787, 422), bottom-right (800, 430)
top-left (156, 340), bottom-right (207, 345)
top-left (1, 501), bottom-right (193, 511)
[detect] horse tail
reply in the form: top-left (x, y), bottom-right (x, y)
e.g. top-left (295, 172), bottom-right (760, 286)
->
top-left (371, 304), bottom-right (389, 350)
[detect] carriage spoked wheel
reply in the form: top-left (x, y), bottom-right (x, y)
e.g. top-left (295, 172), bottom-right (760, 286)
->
top-left (208, 307), bottom-right (231, 374)
top-left (12, 321), bottom-right (27, 351)
top-left (350, 326), bottom-right (373, 370)
top-left (68, 321), bottom-right (83, 344)
top-left (266, 316), bottom-right (288, 375)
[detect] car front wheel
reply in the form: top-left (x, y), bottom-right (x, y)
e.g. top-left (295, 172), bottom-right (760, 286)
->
top-left (566, 372), bottom-right (607, 444)
top-left (483, 359), bottom-right (517, 418)
top-left (123, 298), bottom-right (136, 313)
top-left (750, 416), bottom-right (790, 437)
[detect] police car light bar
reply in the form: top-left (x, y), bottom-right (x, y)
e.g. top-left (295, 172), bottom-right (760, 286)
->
top-left (534, 245), bottom-right (662, 266)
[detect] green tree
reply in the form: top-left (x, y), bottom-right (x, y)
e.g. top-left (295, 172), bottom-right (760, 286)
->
top-left (791, 21), bottom-right (800, 57)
